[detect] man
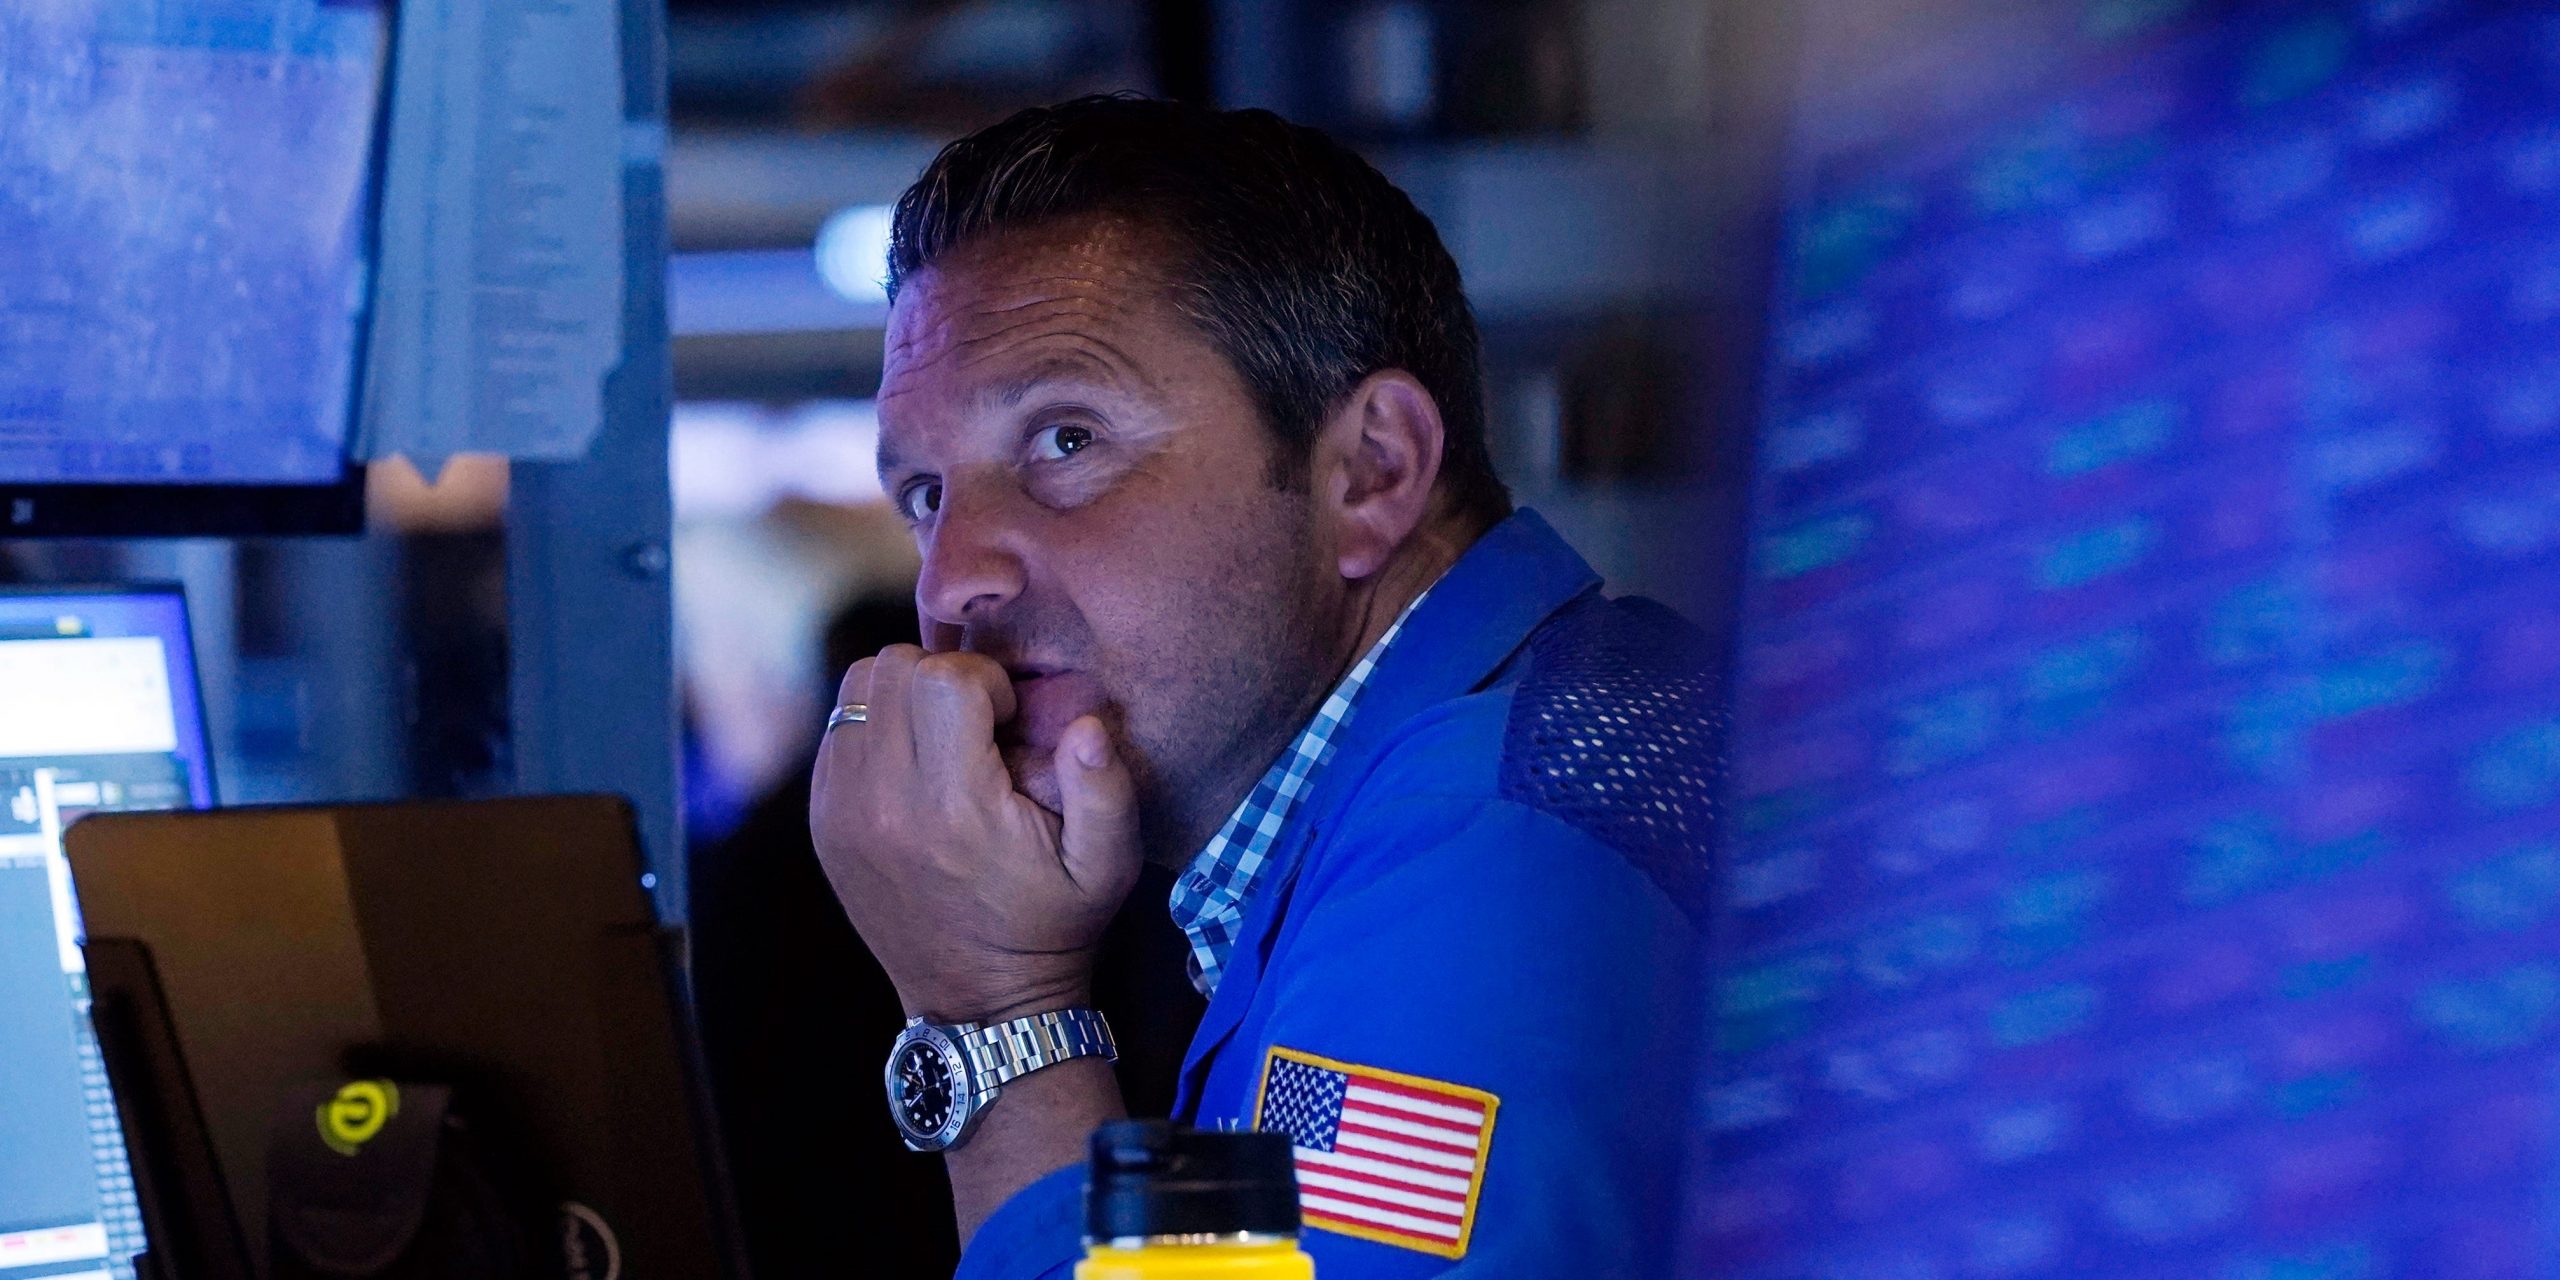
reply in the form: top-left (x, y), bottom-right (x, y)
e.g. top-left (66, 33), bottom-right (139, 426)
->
top-left (811, 95), bottom-right (1721, 1277)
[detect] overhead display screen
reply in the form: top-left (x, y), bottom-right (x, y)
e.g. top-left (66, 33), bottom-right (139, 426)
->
top-left (1703, 2), bottom-right (2560, 1277)
top-left (0, 0), bottom-right (389, 487)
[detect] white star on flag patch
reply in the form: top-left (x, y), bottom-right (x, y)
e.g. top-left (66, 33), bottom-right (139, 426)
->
top-left (1252, 1046), bottom-right (1499, 1259)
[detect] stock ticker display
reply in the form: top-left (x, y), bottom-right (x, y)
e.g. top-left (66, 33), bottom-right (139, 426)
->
top-left (1702, 2), bottom-right (2560, 1277)
top-left (0, 0), bottom-right (383, 484)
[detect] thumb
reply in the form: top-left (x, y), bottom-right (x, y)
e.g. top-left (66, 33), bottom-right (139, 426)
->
top-left (1054, 715), bottom-right (1142, 900)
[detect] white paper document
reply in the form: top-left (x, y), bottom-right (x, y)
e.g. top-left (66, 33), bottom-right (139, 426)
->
top-left (356, 0), bottom-right (625, 469)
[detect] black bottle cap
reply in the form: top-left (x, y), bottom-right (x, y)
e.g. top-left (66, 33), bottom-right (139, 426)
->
top-left (1084, 1121), bottom-right (1301, 1242)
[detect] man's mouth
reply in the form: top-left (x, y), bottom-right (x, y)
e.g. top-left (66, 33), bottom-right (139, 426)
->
top-left (1001, 661), bottom-right (1066, 702)
top-left (996, 663), bottom-right (1107, 752)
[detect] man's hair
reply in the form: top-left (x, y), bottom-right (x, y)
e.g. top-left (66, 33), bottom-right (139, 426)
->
top-left (886, 94), bottom-right (1511, 523)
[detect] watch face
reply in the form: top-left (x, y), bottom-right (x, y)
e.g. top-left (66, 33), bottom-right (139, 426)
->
top-left (886, 1031), bottom-right (970, 1149)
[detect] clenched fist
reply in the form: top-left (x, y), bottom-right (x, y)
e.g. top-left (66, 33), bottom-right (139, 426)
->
top-left (809, 645), bottom-right (1144, 1023)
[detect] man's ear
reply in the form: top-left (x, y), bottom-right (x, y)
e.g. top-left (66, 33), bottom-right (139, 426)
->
top-left (1319, 369), bottom-right (1446, 581)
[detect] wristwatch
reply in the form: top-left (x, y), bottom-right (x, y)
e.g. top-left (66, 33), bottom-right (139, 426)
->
top-left (884, 1007), bottom-right (1118, 1152)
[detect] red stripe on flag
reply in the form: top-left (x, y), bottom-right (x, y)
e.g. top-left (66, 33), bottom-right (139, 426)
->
top-left (1314, 1136), bottom-right (1471, 1181)
top-left (1339, 1103), bottom-right (1482, 1152)
top-left (1302, 1208), bottom-right (1456, 1249)
top-left (1349, 1073), bottom-right (1490, 1115)
top-left (1301, 1155), bottom-right (1468, 1206)
top-left (1336, 1117), bottom-right (1478, 1157)
top-left (1301, 1180), bottom-right (1467, 1228)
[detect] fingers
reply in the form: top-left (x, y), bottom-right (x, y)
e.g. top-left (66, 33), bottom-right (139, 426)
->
top-left (831, 651), bottom-right (876, 712)
top-left (909, 651), bottom-right (1017, 791)
top-left (820, 645), bottom-right (1018, 797)
top-left (818, 646), bottom-right (918, 788)
top-left (859, 644), bottom-right (921, 759)
top-left (814, 653), bottom-right (877, 791)
top-left (1053, 715), bottom-right (1142, 903)
top-left (921, 616), bottom-right (966, 655)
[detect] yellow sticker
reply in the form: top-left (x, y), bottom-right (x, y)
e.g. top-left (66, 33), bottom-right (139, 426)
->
top-left (317, 1079), bottom-right (401, 1156)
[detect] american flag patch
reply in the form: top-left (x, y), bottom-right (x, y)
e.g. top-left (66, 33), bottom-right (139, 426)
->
top-left (1253, 1046), bottom-right (1499, 1259)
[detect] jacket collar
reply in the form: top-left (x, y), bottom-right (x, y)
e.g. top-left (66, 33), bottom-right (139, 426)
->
top-left (1169, 508), bottom-right (1602, 1114)
top-left (1325, 507), bottom-right (1602, 761)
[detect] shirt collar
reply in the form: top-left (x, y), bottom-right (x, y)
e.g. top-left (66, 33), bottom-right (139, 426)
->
top-left (1167, 588), bottom-right (1431, 997)
top-left (1318, 509), bottom-right (1602, 770)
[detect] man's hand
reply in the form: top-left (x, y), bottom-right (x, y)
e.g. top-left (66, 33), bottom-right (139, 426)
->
top-left (810, 645), bottom-right (1144, 1023)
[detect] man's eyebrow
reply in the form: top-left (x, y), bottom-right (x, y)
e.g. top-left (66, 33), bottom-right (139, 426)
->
top-left (875, 434), bottom-right (918, 480)
top-left (991, 353), bottom-right (1129, 407)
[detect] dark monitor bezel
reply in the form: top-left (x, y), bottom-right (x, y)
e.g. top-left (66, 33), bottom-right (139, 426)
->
top-left (0, 474), bottom-right (367, 539)
top-left (0, 0), bottom-right (399, 541)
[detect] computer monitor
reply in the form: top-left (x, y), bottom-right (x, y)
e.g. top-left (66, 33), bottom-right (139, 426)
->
top-left (64, 797), bottom-right (742, 1280)
top-left (0, 586), bottom-right (215, 1280)
top-left (1699, 3), bottom-right (2560, 1276)
top-left (0, 0), bottom-right (390, 536)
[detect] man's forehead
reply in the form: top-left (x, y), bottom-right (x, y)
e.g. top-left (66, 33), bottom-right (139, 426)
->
top-left (875, 217), bottom-right (1200, 446)
top-left (877, 293), bottom-right (1157, 422)
top-left (881, 285), bottom-right (1131, 389)
top-left (884, 217), bottom-right (1173, 362)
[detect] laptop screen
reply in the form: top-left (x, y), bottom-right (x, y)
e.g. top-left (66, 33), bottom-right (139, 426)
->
top-left (0, 587), bottom-right (214, 1280)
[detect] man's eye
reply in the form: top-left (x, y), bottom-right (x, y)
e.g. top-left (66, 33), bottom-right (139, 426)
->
top-left (1030, 423), bottom-right (1094, 461)
top-left (898, 481), bottom-right (942, 522)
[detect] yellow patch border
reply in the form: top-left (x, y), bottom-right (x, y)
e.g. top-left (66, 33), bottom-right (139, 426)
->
top-left (1251, 1045), bottom-right (1501, 1261)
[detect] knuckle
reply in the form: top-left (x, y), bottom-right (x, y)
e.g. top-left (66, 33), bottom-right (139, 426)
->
top-left (912, 650), bottom-right (979, 682)
top-left (863, 645), bottom-right (920, 688)
top-left (911, 652), bottom-right (992, 703)
top-left (835, 656), bottom-right (875, 695)
top-left (869, 793), bottom-right (915, 837)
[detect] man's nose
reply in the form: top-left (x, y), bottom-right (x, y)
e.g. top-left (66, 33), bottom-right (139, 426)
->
top-left (915, 479), bottom-right (1028, 629)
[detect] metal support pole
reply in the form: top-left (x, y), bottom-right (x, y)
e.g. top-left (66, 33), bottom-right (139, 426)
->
top-left (507, 0), bottom-right (682, 919)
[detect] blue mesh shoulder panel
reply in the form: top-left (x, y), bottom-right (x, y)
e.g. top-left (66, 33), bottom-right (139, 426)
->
top-left (1497, 593), bottom-right (1729, 922)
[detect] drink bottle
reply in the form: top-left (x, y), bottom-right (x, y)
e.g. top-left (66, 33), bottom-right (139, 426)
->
top-left (1075, 1121), bottom-right (1314, 1279)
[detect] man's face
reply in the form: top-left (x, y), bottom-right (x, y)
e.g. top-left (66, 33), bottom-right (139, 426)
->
top-left (874, 217), bottom-right (1341, 857)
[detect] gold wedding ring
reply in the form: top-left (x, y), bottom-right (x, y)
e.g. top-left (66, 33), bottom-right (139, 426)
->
top-left (826, 703), bottom-right (869, 731)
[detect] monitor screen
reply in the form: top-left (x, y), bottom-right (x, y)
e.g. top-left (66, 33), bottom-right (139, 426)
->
top-left (0, 0), bottom-right (390, 532)
top-left (1702, 3), bottom-right (2560, 1277)
top-left (0, 587), bottom-right (213, 1280)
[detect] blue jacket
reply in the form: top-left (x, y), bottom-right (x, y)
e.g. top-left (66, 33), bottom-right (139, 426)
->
top-left (959, 511), bottom-right (1722, 1278)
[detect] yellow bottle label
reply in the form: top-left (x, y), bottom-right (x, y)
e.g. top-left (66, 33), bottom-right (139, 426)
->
top-left (1074, 1242), bottom-right (1315, 1280)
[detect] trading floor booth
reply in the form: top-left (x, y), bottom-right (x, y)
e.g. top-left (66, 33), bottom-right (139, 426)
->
top-left (0, 0), bottom-right (717, 1276)
top-left (25, 0), bottom-right (2560, 1277)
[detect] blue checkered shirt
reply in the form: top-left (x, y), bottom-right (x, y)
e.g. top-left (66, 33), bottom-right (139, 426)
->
top-left (1169, 592), bottom-right (1427, 997)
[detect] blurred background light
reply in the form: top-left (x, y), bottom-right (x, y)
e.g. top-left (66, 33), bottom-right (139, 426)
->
top-left (671, 400), bottom-right (885, 519)
top-left (669, 248), bottom-right (890, 337)
top-left (813, 202), bottom-right (897, 305)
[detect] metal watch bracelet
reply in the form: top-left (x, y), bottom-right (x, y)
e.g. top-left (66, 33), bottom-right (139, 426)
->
top-left (959, 1006), bottom-right (1119, 1095)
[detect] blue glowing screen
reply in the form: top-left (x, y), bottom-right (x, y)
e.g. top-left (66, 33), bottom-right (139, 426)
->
top-left (0, 587), bottom-right (213, 1277)
top-left (1703, 3), bottom-right (2560, 1276)
top-left (0, 0), bottom-right (389, 485)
